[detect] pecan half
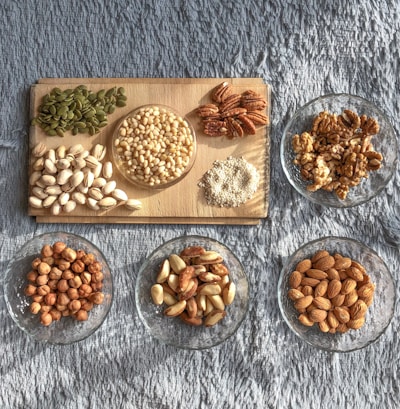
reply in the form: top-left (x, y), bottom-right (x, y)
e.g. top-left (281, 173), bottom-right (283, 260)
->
top-left (203, 120), bottom-right (228, 137)
top-left (226, 117), bottom-right (244, 138)
top-left (196, 104), bottom-right (220, 118)
top-left (219, 94), bottom-right (241, 113)
top-left (245, 111), bottom-right (269, 125)
top-left (240, 90), bottom-right (267, 111)
top-left (221, 107), bottom-right (247, 118)
top-left (211, 82), bottom-right (234, 103)
top-left (237, 114), bottom-right (256, 135)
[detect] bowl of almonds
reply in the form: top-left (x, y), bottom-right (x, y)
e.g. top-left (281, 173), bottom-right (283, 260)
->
top-left (280, 94), bottom-right (398, 207)
top-left (135, 235), bottom-right (249, 349)
top-left (4, 232), bottom-right (113, 344)
top-left (278, 236), bottom-right (395, 352)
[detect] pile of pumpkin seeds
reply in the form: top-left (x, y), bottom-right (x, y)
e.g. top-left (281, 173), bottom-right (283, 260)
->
top-left (31, 85), bottom-right (127, 137)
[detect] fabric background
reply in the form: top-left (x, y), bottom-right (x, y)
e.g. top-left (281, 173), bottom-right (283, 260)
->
top-left (0, 1), bottom-right (399, 408)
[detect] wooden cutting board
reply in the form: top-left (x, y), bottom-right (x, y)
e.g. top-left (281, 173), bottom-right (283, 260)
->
top-left (29, 78), bottom-right (270, 224)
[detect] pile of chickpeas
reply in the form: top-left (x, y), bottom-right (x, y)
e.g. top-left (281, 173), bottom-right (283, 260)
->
top-left (24, 241), bottom-right (105, 326)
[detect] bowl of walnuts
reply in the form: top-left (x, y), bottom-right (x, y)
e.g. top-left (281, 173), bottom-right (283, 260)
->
top-left (135, 235), bottom-right (250, 349)
top-left (277, 236), bottom-right (395, 352)
top-left (4, 232), bottom-right (113, 344)
top-left (280, 93), bottom-right (398, 207)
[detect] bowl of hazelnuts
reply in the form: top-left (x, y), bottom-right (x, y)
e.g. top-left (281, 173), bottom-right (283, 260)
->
top-left (4, 232), bottom-right (113, 344)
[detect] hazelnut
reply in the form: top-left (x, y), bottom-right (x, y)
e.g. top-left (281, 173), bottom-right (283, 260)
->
top-left (41, 256), bottom-right (55, 267)
top-left (92, 271), bottom-right (104, 283)
top-left (57, 279), bottom-right (69, 293)
top-left (31, 257), bottom-right (42, 269)
top-left (49, 309), bottom-right (62, 321)
top-left (44, 292), bottom-right (57, 306)
top-left (80, 299), bottom-right (94, 312)
top-left (37, 262), bottom-right (51, 275)
top-left (47, 279), bottom-right (59, 291)
top-left (57, 292), bottom-right (70, 306)
top-left (78, 284), bottom-right (92, 297)
top-left (52, 241), bottom-right (67, 254)
top-left (61, 247), bottom-right (77, 262)
top-left (88, 261), bottom-right (102, 274)
top-left (81, 253), bottom-right (95, 265)
top-left (75, 249), bottom-right (86, 260)
top-left (31, 294), bottom-right (44, 303)
top-left (49, 267), bottom-right (62, 280)
top-left (71, 260), bottom-right (85, 273)
top-left (24, 284), bottom-right (37, 296)
top-left (36, 274), bottom-right (49, 286)
top-left (30, 302), bottom-right (41, 314)
top-left (37, 285), bottom-right (51, 296)
top-left (91, 282), bottom-right (103, 292)
top-left (41, 244), bottom-right (53, 258)
top-left (68, 299), bottom-right (81, 313)
top-left (75, 309), bottom-right (88, 321)
top-left (40, 304), bottom-right (52, 313)
top-left (26, 270), bottom-right (38, 283)
top-left (55, 303), bottom-right (67, 312)
top-left (80, 272), bottom-right (92, 285)
top-left (89, 292), bottom-right (105, 305)
top-left (61, 269), bottom-right (74, 280)
top-left (69, 276), bottom-right (82, 289)
top-left (56, 259), bottom-right (70, 271)
top-left (40, 312), bottom-right (53, 326)
top-left (67, 288), bottom-right (79, 300)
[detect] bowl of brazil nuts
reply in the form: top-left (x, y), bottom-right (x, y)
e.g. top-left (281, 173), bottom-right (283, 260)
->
top-left (278, 236), bottom-right (395, 352)
top-left (112, 104), bottom-right (197, 189)
top-left (280, 94), bottom-right (398, 207)
top-left (3, 232), bottom-right (113, 344)
top-left (135, 235), bottom-right (249, 349)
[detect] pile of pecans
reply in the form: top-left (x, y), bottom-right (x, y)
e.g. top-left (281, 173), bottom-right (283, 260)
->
top-left (150, 245), bottom-right (236, 327)
top-left (288, 250), bottom-right (375, 334)
top-left (292, 109), bottom-right (383, 199)
top-left (196, 82), bottom-right (269, 138)
top-left (24, 241), bottom-right (106, 326)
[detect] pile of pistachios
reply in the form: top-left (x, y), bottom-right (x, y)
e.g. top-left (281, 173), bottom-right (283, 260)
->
top-left (31, 85), bottom-right (127, 137)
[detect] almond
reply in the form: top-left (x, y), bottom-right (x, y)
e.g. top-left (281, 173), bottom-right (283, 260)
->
top-left (357, 282), bottom-right (375, 299)
top-left (347, 317), bottom-right (365, 330)
top-left (289, 270), bottom-right (303, 288)
top-left (343, 290), bottom-right (358, 307)
top-left (350, 299), bottom-right (368, 320)
top-left (327, 311), bottom-right (340, 329)
top-left (295, 259), bottom-right (312, 273)
top-left (300, 277), bottom-right (320, 287)
top-left (301, 285), bottom-right (313, 296)
top-left (334, 256), bottom-right (352, 270)
top-left (346, 266), bottom-right (364, 281)
top-left (312, 296), bottom-right (332, 311)
top-left (351, 260), bottom-right (366, 274)
top-left (326, 268), bottom-right (340, 281)
top-left (309, 308), bottom-right (327, 323)
top-left (331, 293), bottom-right (345, 307)
top-left (318, 319), bottom-right (330, 333)
top-left (298, 313), bottom-right (314, 327)
top-left (334, 306), bottom-right (350, 324)
top-left (288, 288), bottom-right (305, 301)
top-left (311, 250), bottom-right (330, 263)
top-left (294, 295), bottom-right (313, 310)
top-left (313, 255), bottom-right (335, 271)
top-left (327, 279), bottom-right (342, 299)
top-left (341, 278), bottom-right (357, 295)
top-left (337, 322), bottom-right (349, 333)
top-left (314, 280), bottom-right (328, 297)
top-left (306, 269), bottom-right (328, 280)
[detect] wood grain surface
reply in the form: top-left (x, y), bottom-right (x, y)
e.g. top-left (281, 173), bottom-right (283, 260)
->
top-left (29, 78), bottom-right (270, 224)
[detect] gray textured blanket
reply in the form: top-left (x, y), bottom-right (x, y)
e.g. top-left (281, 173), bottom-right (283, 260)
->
top-left (0, 1), bottom-right (399, 408)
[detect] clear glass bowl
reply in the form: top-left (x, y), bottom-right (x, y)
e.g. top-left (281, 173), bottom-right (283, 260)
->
top-left (111, 104), bottom-right (197, 190)
top-left (280, 94), bottom-right (398, 207)
top-left (278, 236), bottom-right (395, 352)
top-left (135, 235), bottom-right (249, 349)
top-left (4, 232), bottom-right (113, 345)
